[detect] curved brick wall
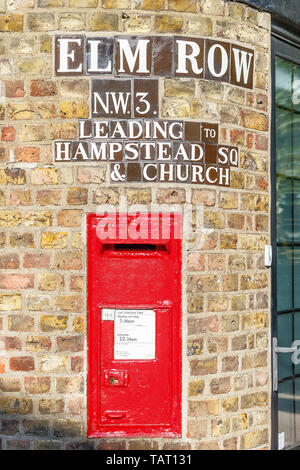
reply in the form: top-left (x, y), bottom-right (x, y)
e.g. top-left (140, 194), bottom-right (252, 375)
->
top-left (0, 0), bottom-right (271, 450)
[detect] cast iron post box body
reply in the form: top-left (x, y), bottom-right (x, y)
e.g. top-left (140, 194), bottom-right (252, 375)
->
top-left (87, 213), bottom-right (182, 437)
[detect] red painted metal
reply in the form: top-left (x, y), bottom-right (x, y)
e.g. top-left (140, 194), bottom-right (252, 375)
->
top-left (87, 213), bottom-right (182, 438)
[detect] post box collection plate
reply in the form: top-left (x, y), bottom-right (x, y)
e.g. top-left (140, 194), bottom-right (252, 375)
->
top-left (87, 213), bottom-right (182, 437)
top-left (114, 309), bottom-right (156, 361)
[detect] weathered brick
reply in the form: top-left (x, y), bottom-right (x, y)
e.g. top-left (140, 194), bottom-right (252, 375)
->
top-left (23, 420), bottom-right (49, 436)
top-left (34, 440), bottom-right (62, 450)
top-left (8, 315), bottom-right (34, 332)
top-left (56, 376), bottom-right (83, 393)
top-left (25, 336), bottom-right (51, 352)
top-left (93, 188), bottom-right (119, 204)
top-left (71, 356), bottom-right (83, 372)
top-left (60, 102), bottom-right (89, 119)
top-left (210, 377), bottom-right (231, 394)
top-left (55, 295), bottom-right (82, 312)
top-left (0, 253), bottom-right (20, 269)
top-left (31, 168), bottom-right (58, 185)
top-left (77, 166), bottom-right (106, 184)
top-left (0, 294), bottom-right (22, 311)
top-left (187, 419), bottom-right (207, 439)
top-left (188, 252), bottom-right (205, 271)
top-left (72, 316), bottom-right (84, 333)
top-left (0, 14), bottom-right (23, 32)
top-left (1, 419), bottom-right (20, 435)
top-left (188, 379), bottom-right (205, 397)
top-left (89, 13), bottom-right (119, 31)
top-left (164, 79), bottom-right (195, 98)
top-left (132, 0), bottom-right (164, 9)
top-left (241, 273), bottom-right (268, 290)
top-left (154, 15), bottom-right (183, 33)
top-left (19, 58), bottom-right (44, 75)
top-left (188, 400), bottom-right (218, 417)
top-left (126, 188), bottom-right (151, 204)
top-left (40, 315), bottom-right (68, 332)
top-left (10, 232), bottom-right (34, 248)
top-left (187, 338), bottom-right (203, 356)
top-left (6, 439), bottom-right (30, 450)
top-left (39, 355), bottom-right (68, 373)
top-left (9, 356), bottom-right (34, 371)
top-left (207, 294), bottom-right (228, 312)
top-left (70, 276), bottom-right (84, 291)
top-left (221, 314), bottom-right (239, 332)
top-left (27, 13), bottom-right (56, 31)
top-left (0, 377), bottom-right (21, 392)
top-left (36, 189), bottom-right (62, 206)
top-left (187, 275), bottom-right (220, 293)
top-left (50, 122), bottom-right (77, 140)
top-left (53, 419), bottom-right (81, 438)
top-left (40, 232), bottom-right (68, 249)
top-left (241, 111), bottom-right (269, 131)
top-left (241, 391), bottom-right (269, 409)
top-left (0, 336), bottom-right (21, 351)
top-left (242, 313), bottom-right (268, 330)
top-left (190, 357), bottom-right (217, 376)
top-left (207, 254), bottom-right (226, 272)
top-left (23, 253), bottom-right (50, 269)
top-left (57, 210), bottom-right (82, 227)
top-left (57, 335), bottom-right (84, 352)
top-left (103, 0), bottom-right (130, 7)
top-left (240, 429), bottom-right (268, 450)
top-left (14, 147), bottom-right (40, 162)
top-left (0, 273), bottom-right (34, 290)
top-left (10, 189), bottom-right (33, 206)
top-left (38, 399), bottom-right (64, 414)
top-left (187, 294), bottom-right (203, 313)
top-left (188, 316), bottom-right (218, 334)
top-left (162, 99), bottom-right (190, 118)
top-left (207, 336), bottom-right (228, 353)
top-left (0, 211), bottom-right (22, 227)
top-left (219, 233), bottom-right (238, 249)
top-left (27, 295), bottom-right (50, 311)
top-left (67, 187), bottom-right (88, 205)
top-left (38, 273), bottom-right (64, 291)
top-left (4, 80), bottom-right (25, 98)
top-left (25, 211), bottom-right (52, 227)
top-left (24, 377), bottom-right (51, 394)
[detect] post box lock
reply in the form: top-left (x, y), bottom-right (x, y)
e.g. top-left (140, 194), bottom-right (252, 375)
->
top-left (104, 369), bottom-right (128, 387)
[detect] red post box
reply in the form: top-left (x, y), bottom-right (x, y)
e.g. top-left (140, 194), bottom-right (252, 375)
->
top-left (87, 213), bottom-right (182, 437)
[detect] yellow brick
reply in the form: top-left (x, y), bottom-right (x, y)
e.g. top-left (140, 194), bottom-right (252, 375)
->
top-left (19, 58), bottom-right (44, 74)
top-left (60, 102), bottom-right (89, 119)
top-left (25, 211), bottom-right (53, 227)
top-left (154, 15), bottom-right (183, 33)
top-left (40, 315), bottom-right (68, 332)
top-left (73, 316), bottom-right (84, 333)
top-left (40, 232), bottom-right (68, 250)
top-left (31, 168), bottom-right (58, 185)
top-left (70, 0), bottom-right (97, 5)
top-left (89, 13), bottom-right (119, 31)
top-left (8, 103), bottom-right (34, 120)
top-left (168, 0), bottom-right (196, 12)
top-left (0, 294), bottom-right (22, 311)
top-left (0, 14), bottom-right (23, 32)
top-left (133, 0), bottom-right (164, 9)
top-left (103, 0), bottom-right (130, 7)
top-left (0, 211), bottom-right (22, 227)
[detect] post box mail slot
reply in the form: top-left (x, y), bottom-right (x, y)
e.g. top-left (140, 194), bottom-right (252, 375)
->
top-left (87, 213), bottom-right (182, 437)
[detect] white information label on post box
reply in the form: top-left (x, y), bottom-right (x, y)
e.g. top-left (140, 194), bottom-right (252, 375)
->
top-left (114, 309), bottom-right (155, 360)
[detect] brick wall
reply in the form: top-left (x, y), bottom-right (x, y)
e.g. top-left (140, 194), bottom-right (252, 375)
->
top-left (0, 0), bottom-right (271, 450)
